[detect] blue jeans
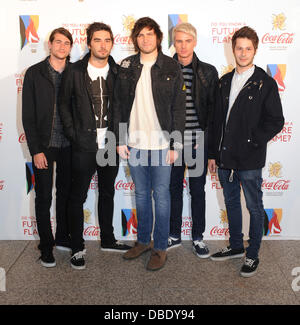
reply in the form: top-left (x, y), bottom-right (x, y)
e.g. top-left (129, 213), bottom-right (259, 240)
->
top-left (170, 143), bottom-right (207, 241)
top-left (128, 148), bottom-right (171, 251)
top-left (218, 168), bottom-right (265, 259)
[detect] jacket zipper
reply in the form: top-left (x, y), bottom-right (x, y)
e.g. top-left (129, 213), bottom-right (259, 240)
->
top-left (99, 77), bottom-right (103, 129)
top-left (218, 80), bottom-right (253, 171)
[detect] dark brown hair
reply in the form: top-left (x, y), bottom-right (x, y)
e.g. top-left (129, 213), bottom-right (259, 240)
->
top-left (49, 27), bottom-right (73, 60)
top-left (86, 22), bottom-right (114, 46)
top-left (232, 26), bottom-right (259, 50)
top-left (49, 27), bottom-right (73, 46)
top-left (131, 17), bottom-right (163, 52)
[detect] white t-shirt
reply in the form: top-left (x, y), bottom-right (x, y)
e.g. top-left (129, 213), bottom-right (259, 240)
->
top-left (128, 59), bottom-right (169, 150)
top-left (87, 62), bottom-right (109, 149)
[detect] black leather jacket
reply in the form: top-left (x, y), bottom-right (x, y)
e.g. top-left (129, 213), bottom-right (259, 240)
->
top-left (58, 53), bottom-right (118, 152)
top-left (208, 66), bottom-right (284, 170)
top-left (173, 52), bottom-right (219, 131)
top-left (113, 51), bottom-right (186, 148)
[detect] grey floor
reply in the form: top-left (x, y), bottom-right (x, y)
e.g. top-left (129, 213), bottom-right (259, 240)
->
top-left (0, 240), bottom-right (299, 305)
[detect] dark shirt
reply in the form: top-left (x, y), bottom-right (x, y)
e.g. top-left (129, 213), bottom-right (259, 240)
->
top-left (47, 59), bottom-right (70, 148)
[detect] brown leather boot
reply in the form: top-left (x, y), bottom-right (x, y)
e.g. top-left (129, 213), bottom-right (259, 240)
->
top-left (146, 249), bottom-right (167, 271)
top-left (123, 241), bottom-right (152, 260)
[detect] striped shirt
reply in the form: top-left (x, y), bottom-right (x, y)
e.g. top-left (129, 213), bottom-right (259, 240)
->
top-left (181, 63), bottom-right (201, 146)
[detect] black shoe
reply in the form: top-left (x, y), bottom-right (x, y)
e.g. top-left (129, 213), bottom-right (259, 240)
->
top-left (101, 241), bottom-right (132, 252)
top-left (39, 250), bottom-right (56, 268)
top-left (210, 246), bottom-right (244, 261)
top-left (70, 249), bottom-right (86, 270)
top-left (167, 237), bottom-right (182, 251)
top-left (240, 257), bottom-right (259, 277)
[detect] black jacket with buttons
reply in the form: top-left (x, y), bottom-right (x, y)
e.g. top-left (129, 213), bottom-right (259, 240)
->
top-left (113, 51), bottom-right (186, 147)
top-left (208, 66), bottom-right (284, 170)
top-left (22, 57), bottom-right (70, 156)
top-left (58, 53), bottom-right (118, 152)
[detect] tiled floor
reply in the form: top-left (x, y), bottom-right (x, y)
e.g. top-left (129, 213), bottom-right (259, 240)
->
top-left (0, 240), bottom-right (299, 305)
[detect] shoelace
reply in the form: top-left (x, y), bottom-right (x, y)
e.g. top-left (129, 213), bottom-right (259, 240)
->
top-left (244, 258), bottom-right (255, 267)
top-left (193, 240), bottom-right (207, 249)
top-left (220, 246), bottom-right (231, 253)
top-left (72, 249), bottom-right (86, 260)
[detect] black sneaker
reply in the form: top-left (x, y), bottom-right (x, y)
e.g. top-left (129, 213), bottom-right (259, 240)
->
top-left (167, 237), bottom-right (181, 251)
top-left (39, 250), bottom-right (56, 268)
top-left (210, 246), bottom-right (244, 261)
top-left (101, 241), bottom-right (132, 252)
top-left (70, 249), bottom-right (86, 270)
top-left (192, 240), bottom-right (210, 258)
top-left (240, 257), bottom-right (259, 277)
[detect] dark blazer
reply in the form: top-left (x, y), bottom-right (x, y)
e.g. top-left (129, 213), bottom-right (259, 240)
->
top-left (208, 66), bottom-right (284, 170)
top-left (22, 57), bottom-right (69, 156)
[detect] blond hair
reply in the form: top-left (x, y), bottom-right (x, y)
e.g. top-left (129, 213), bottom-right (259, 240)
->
top-left (172, 22), bottom-right (197, 42)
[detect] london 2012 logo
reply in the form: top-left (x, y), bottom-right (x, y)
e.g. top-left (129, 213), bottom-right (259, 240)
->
top-left (25, 162), bottom-right (35, 194)
top-left (168, 14), bottom-right (188, 55)
top-left (121, 209), bottom-right (137, 237)
top-left (19, 15), bottom-right (40, 52)
top-left (267, 64), bottom-right (286, 93)
top-left (264, 209), bottom-right (283, 236)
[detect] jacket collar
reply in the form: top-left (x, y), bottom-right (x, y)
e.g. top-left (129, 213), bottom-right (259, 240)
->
top-left (80, 52), bottom-right (118, 74)
top-left (173, 51), bottom-right (198, 68)
top-left (132, 50), bottom-right (164, 69)
top-left (222, 65), bottom-right (265, 84)
top-left (40, 55), bottom-right (69, 78)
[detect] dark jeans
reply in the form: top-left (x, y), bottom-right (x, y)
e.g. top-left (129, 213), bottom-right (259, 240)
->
top-left (170, 143), bottom-right (208, 241)
top-left (33, 146), bottom-right (71, 252)
top-left (218, 168), bottom-right (265, 259)
top-left (68, 149), bottom-right (119, 253)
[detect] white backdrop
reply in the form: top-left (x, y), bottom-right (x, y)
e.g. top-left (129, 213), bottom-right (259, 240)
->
top-left (0, 0), bottom-right (299, 241)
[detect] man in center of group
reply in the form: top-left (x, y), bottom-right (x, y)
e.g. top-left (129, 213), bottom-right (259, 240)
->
top-left (168, 23), bottom-right (218, 257)
top-left (113, 17), bottom-right (186, 271)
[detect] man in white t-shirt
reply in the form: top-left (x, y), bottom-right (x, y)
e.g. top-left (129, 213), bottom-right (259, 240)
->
top-left (59, 22), bottom-right (131, 270)
top-left (114, 17), bottom-right (186, 271)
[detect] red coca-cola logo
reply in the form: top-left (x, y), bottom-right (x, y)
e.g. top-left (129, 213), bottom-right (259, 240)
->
top-left (19, 133), bottom-right (26, 143)
top-left (262, 32), bottom-right (294, 44)
top-left (84, 226), bottom-right (99, 237)
top-left (262, 179), bottom-right (290, 191)
top-left (114, 34), bottom-right (133, 45)
top-left (210, 226), bottom-right (229, 237)
top-left (115, 180), bottom-right (135, 191)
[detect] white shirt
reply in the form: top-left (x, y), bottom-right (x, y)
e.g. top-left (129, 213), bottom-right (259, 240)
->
top-left (87, 62), bottom-right (109, 149)
top-left (128, 59), bottom-right (169, 150)
top-left (226, 65), bottom-right (255, 124)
